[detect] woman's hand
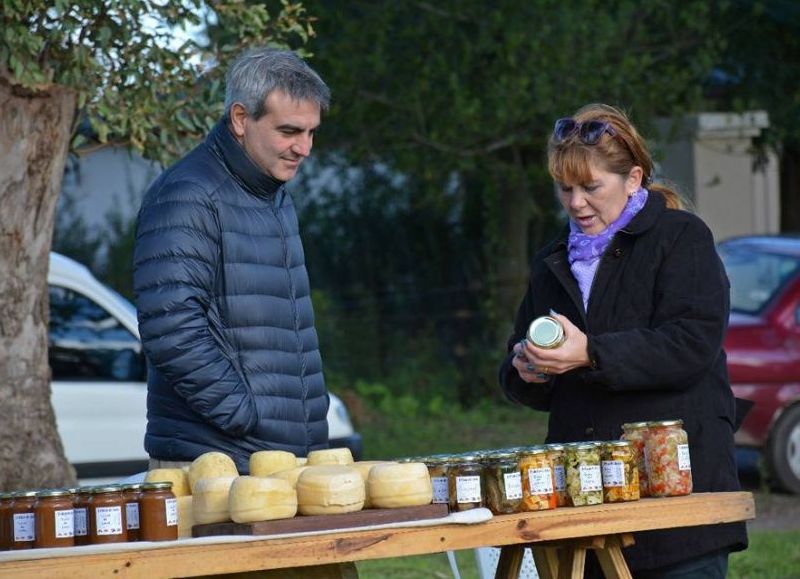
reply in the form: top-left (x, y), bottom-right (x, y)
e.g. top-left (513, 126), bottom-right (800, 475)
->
top-left (511, 340), bottom-right (551, 383)
top-left (522, 313), bottom-right (591, 376)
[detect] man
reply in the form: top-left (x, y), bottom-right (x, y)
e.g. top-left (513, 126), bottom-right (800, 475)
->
top-left (133, 48), bottom-right (331, 473)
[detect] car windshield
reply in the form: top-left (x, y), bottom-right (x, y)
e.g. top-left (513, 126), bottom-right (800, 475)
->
top-left (719, 245), bottom-right (800, 314)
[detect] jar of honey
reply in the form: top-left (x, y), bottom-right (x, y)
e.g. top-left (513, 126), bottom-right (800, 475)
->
top-left (122, 483), bottom-right (142, 542)
top-left (0, 492), bottom-right (14, 551)
top-left (34, 489), bottom-right (74, 548)
top-left (89, 486), bottom-right (127, 544)
top-left (9, 490), bottom-right (37, 550)
top-left (139, 482), bottom-right (178, 542)
top-left (73, 487), bottom-right (93, 546)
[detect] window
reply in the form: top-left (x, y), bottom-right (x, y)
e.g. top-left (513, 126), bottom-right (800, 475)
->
top-left (48, 285), bottom-right (144, 381)
top-left (720, 247), bottom-right (800, 314)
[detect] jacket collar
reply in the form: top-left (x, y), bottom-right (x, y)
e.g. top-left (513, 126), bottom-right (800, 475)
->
top-left (207, 120), bottom-right (284, 199)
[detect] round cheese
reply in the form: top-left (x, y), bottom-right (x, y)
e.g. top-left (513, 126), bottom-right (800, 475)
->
top-left (189, 452), bottom-right (238, 493)
top-left (250, 450), bottom-right (297, 477)
top-left (145, 468), bottom-right (191, 497)
top-left (296, 466), bottom-right (365, 515)
top-left (367, 462), bottom-right (433, 508)
top-left (306, 448), bottom-right (354, 466)
top-left (352, 461), bottom-right (397, 508)
top-left (271, 466), bottom-right (310, 489)
top-left (192, 476), bottom-right (236, 524)
top-left (177, 495), bottom-right (194, 538)
top-left (228, 476), bottom-right (297, 523)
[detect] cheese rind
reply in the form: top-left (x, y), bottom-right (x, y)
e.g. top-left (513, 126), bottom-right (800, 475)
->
top-left (271, 466), bottom-right (310, 489)
top-left (367, 462), bottom-right (433, 508)
top-left (250, 450), bottom-right (297, 477)
top-left (352, 461), bottom-right (396, 508)
top-left (306, 448), bottom-right (354, 466)
top-left (192, 476), bottom-right (236, 524)
top-left (228, 476), bottom-right (297, 523)
top-left (189, 452), bottom-right (238, 493)
top-left (296, 465), bottom-right (365, 515)
top-left (145, 468), bottom-right (191, 497)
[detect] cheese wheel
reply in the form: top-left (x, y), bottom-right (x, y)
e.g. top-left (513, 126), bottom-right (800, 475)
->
top-left (145, 468), bottom-right (191, 497)
top-left (192, 476), bottom-right (236, 524)
top-left (306, 448), bottom-right (354, 466)
top-left (271, 466), bottom-right (310, 489)
top-left (177, 496), bottom-right (194, 538)
top-left (189, 452), bottom-right (238, 493)
top-left (352, 461), bottom-right (397, 508)
top-left (367, 462), bottom-right (433, 508)
top-left (296, 466), bottom-right (365, 515)
top-left (250, 450), bottom-right (297, 477)
top-left (228, 476), bottom-right (297, 523)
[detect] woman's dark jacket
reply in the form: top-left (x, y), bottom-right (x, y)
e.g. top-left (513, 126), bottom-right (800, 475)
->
top-left (133, 121), bottom-right (329, 472)
top-left (499, 193), bottom-right (747, 570)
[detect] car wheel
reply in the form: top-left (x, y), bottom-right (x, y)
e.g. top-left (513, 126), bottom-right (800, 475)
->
top-left (766, 404), bottom-right (800, 494)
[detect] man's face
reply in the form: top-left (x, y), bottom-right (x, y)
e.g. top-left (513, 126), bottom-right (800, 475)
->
top-left (230, 90), bottom-right (321, 182)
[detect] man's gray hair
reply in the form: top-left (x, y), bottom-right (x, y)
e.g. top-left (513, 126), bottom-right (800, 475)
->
top-left (224, 48), bottom-right (330, 120)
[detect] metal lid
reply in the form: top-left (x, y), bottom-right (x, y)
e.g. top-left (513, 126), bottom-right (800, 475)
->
top-left (527, 316), bottom-right (564, 348)
top-left (91, 485), bottom-right (124, 494)
top-left (545, 443), bottom-right (566, 451)
top-left (36, 489), bottom-right (72, 498)
top-left (0, 492), bottom-right (15, 500)
top-left (423, 454), bottom-right (453, 465)
top-left (518, 446), bottom-right (548, 456)
top-left (11, 490), bottom-right (39, 498)
top-left (455, 453), bottom-right (482, 463)
top-left (647, 419), bottom-right (684, 428)
top-left (621, 421), bottom-right (650, 430)
top-left (141, 482), bottom-right (173, 491)
top-left (485, 451), bottom-right (519, 462)
top-left (570, 443), bottom-right (599, 451)
top-left (604, 440), bottom-right (632, 448)
top-left (121, 483), bottom-right (143, 491)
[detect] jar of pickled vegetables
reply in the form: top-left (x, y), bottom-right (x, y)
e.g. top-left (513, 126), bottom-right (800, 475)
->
top-left (565, 443), bottom-right (603, 506)
top-left (423, 455), bottom-right (452, 506)
top-left (518, 447), bottom-right (556, 511)
top-left (621, 421), bottom-right (650, 497)
top-left (601, 441), bottom-right (640, 503)
top-left (645, 420), bottom-right (692, 497)
top-left (447, 454), bottom-right (483, 511)
top-left (481, 451), bottom-right (522, 514)
top-left (545, 444), bottom-right (568, 507)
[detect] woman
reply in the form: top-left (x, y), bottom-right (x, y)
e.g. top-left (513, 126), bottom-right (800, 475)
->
top-left (499, 104), bottom-right (747, 577)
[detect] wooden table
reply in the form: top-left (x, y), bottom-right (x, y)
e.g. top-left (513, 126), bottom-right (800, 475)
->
top-left (0, 492), bottom-right (754, 579)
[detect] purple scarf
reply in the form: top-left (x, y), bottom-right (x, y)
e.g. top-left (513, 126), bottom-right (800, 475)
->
top-left (568, 187), bottom-right (648, 309)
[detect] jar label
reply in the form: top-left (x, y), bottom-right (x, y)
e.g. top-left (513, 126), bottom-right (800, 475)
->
top-left (95, 506), bottom-right (124, 536)
top-left (165, 498), bottom-right (178, 526)
top-left (126, 502), bottom-right (140, 530)
top-left (579, 465), bottom-right (602, 492)
top-left (678, 444), bottom-right (691, 471)
top-left (455, 475), bottom-right (481, 503)
top-left (74, 507), bottom-right (88, 536)
top-left (601, 460), bottom-right (625, 487)
top-left (527, 467), bottom-right (554, 494)
top-left (554, 465), bottom-right (566, 491)
top-left (13, 512), bottom-right (35, 542)
top-left (55, 509), bottom-right (75, 538)
top-left (431, 476), bottom-right (449, 503)
top-left (503, 471), bottom-right (523, 500)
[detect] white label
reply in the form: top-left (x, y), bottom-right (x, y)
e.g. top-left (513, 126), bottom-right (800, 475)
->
top-left (554, 465), bottom-right (566, 492)
top-left (455, 475), bottom-right (482, 503)
top-left (54, 509), bottom-right (75, 538)
top-left (431, 476), bottom-right (449, 503)
top-left (504, 471), bottom-right (523, 500)
top-left (13, 512), bottom-right (35, 542)
top-left (95, 506), bottom-right (124, 536)
top-left (579, 464), bottom-right (603, 492)
top-left (126, 502), bottom-right (140, 530)
top-left (74, 507), bottom-right (88, 536)
top-left (602, 460), bottom-right (626, 487)
top-left (678, 444), bottom-right (691, 471)
top-left (165, 498), bottom-right (178, 526)
top-left (527, 467), bottom-right (554, 495)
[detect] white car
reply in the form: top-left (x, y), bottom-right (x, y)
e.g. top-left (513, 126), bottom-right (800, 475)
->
top-left (48, 252), bottom-right (361, 478)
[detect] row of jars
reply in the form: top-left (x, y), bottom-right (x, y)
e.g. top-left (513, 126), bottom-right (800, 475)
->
top-left (621, 419), bottom-right (693, 498)
top-left (0, 482), bottom-right (178, 550)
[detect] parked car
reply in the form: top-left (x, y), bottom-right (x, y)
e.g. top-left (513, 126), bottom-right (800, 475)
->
top-left (719, 235), bottom-right (800, 494)
top-left (48, 252), bottom-right (362, 478)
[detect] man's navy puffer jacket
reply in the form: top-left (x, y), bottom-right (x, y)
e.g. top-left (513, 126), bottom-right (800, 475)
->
top-left (133, 121), bottom-right (329, 472)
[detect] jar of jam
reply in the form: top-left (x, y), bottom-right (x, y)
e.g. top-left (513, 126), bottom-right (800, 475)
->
top-left (645, 420), bottom-right (693, 497)
top-left (89, 486), bottom-right (127, 544)
top-left (621, 422), bottom-right (650, 497)
top-left (601, 441), bottom-right (640, 503)
top-left (34, 489), bottom-right (74, 548)
top-left (565, 443), bottom-right (603, 506)
top-left (9, 490), bottom-right (37, 549)
top-left (73, 487), bottom-right (93, 546)
top-left (518, 447), bottom-right (557, 511)
top-left (447, 454), bottom-right (483, 511)
top-left (481, 451), bottom-right (522, 514)
top-left (0, 492), bottom-right (14, 551)
top-left (546, 444), bottom-right (568, 507)
top-left (122, 483), bottom-right (142, 542)
top-left (139, 482), bottom-right (178, 542)
top-left (423, 455), bottom-right (452, 506)
top-left (527, 316), bottom-right (565, 348)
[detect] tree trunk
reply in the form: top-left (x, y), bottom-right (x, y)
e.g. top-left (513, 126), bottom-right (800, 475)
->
top-left (0, 72), bottom-right (77, 490)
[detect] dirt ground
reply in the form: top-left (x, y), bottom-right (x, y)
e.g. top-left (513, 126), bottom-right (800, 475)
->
top-left (739, 472), bottom-right (800, 531)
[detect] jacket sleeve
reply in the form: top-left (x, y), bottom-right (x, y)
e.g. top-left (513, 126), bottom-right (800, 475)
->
top-left (133, 180), bottom-right (258, 437)
top-left (583, 218), bottom-right (729, 391)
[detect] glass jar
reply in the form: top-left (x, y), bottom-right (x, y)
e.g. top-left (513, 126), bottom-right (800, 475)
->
top-left (527, 316), bottom-right (566, 348)
top-left (73, 487), bottom-right (93, 546)
top-left (601, 441), bottom-right (640, 503)
top-left (518, 447), bottom-right (557, 511)
top-left (447, 454), bottom-right (483, 511)
top-left (139, 482), bottom-right (178, 542)
top-left (89, 486), bottom-right (127, 544)
top-left (0, 492), bottom-right (14, 551)
top-left (9, 490), bottom-right (37, 550)
top-left (122, 483), bottom-right (142, 542)
top-left (481, 451), bottom-right (522, 514)
top-left (423, 455), bottom-right (452, 506)
top-left (546, 444), bottom-right (568, 507)
top-left (645, 420), bottom-right (693, 497)
top-left (34, 489), bottom-right (74, 548)
top-left (621, 422), bottom-right (650, 497)
top-left (565, 443), bottom-right (603, 506)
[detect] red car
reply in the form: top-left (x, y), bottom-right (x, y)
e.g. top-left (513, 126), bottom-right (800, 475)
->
top-left (719, 235), bottom-right (800, 494)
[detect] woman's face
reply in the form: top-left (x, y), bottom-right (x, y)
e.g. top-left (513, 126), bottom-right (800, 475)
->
top-left (557, 162), bottom-right (642, 235)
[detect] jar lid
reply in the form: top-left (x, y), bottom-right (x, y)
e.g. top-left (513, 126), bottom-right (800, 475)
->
top-left (141, 482), bottom-right (173, 491)
top-left (570, 443), bottom-right (598, 451)
top-left (455, 453), bottom-right (482, 463)
top-left (648, 419), bottom-right (684, 427)
top-left (423, 454), bottom-right (452, 465)
top-left (545, 443), bottom-right (566, 451)
top-left (621, 421), bottom-right (650, 430)
top-left (36, 489), bottom-right (72, 498)
top-left (486, 451), bottom-right (519, 461)
top-left (11, 490), bottom-right (39, 498)
top-left (604, 441), bottom-right (632, 448)
top-left (518, 446), bottom-right (548, 456)
top-left (527, 316), bottom-right (564, 348)
top-left (91, 485), bottom-right (124, 494)
top-left (0, 492), bottom-right (15, 500)
top-left (121, 483), bottom-right (144, 491)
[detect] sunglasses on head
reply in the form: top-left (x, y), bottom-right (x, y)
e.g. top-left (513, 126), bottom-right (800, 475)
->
top-left (552, 118), bottom-right (616, 145)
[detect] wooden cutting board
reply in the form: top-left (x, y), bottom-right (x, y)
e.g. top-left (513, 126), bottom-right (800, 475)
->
top-left (192, 503), bottom-right (450, 538)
